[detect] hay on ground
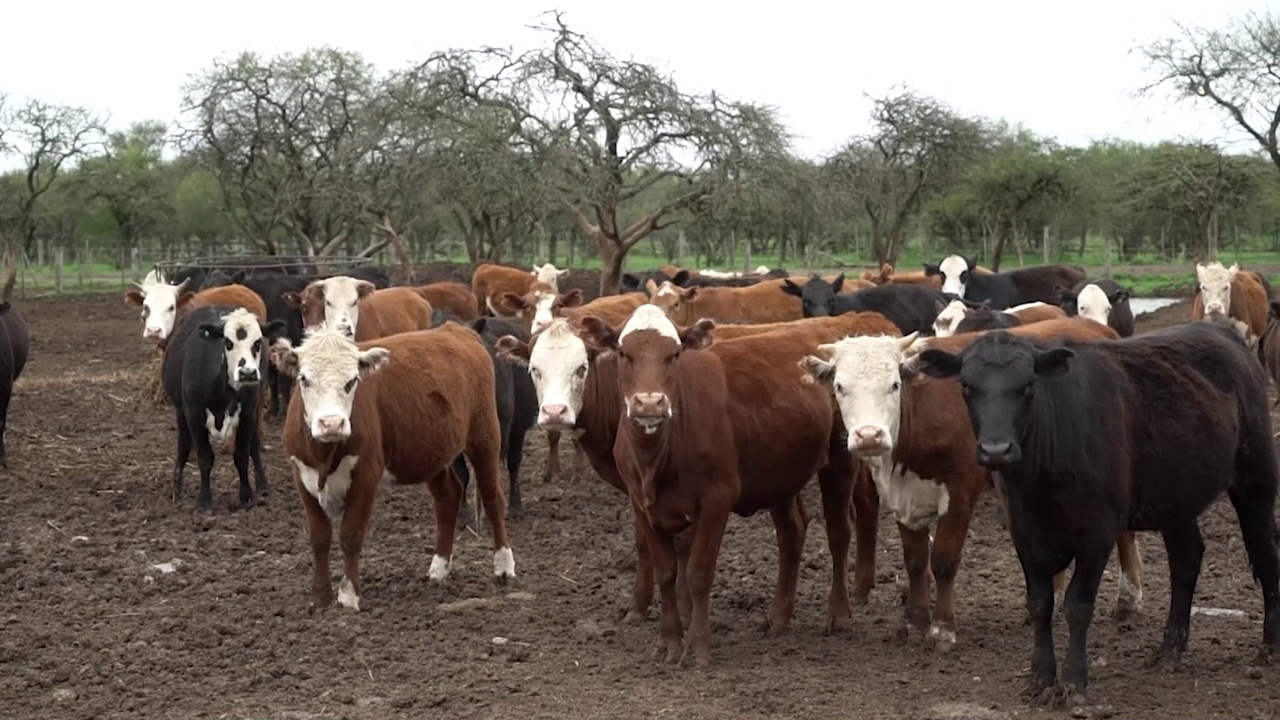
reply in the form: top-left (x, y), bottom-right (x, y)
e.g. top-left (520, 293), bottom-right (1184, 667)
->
top-left (142, 348), bottom-right (169, 408)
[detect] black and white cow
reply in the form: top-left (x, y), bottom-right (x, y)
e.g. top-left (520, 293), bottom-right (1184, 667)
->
top-left (923, 255), bottom-right (1086, 311)
top-left (162, 305), bottom-right (287, 513)
top-left (781, 275), bottom-right (948, 336)
top-left (1054, 278), bottom-right (1135, 338)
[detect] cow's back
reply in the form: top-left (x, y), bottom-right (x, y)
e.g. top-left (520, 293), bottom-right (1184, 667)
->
top-left (358, 287), bottom-right (434, 341)
top-left (416, 282), bottom-right (480, 321)
top-left (191, 286), bottom-right (267, 321)
top-left (1008, 265), bottom-right (1088, 305)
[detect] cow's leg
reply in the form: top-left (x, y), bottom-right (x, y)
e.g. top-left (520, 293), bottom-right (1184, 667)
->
top-left (465, 433), bottom-right (514, 581)
top-left (817, 449), bottom-right (856, 634)
top-left (452, 455), bottom-right (475, 531)
top-left (506, 424), bottom-right (529, 519)
top-left (929, 478), bottom-right (979, 648)
top-left (622, 492), bottom-right (655, 625)
top-left (1150, 521), bottom-right (1205, 669)
top-left (763, 496), bottom-right (808, 637)
top-left (267, 368), bottom-right (282, 419)
top-left (295, 474), bottom-right (334, 610)
top-left (1113, 531), bottom-right (1144, 621)
top-left (0, 381), bottom-right (13, 467)
top-left (171, 409), bottom-right (193, 502)
top-left (1227, 478), bottom-right (1280, 658)
top-left (191, 425), bottom-right (217, 515)
top-left (232, 426), bottom-right (253, 509)
top-left (850, 466), bottom-right (880, 605)
top-left (674, 531), bottom-right (692, 629)
top-left (424, 467), bottom-right (463, 583)
top-left (572, 439), bottom-right (588, 482)
top-left (1017, 547), bottom-right (1061, 699)
top-left (335, 469), bottom-right (377, 611)
top-left (250, 423), bottom-right (270, 498)
top-left (683, 499), bottom-right (732, 668)
top-left (642, 520), bottom-right (682, 664)
top-left (544, 428), bottom-right (562, 480)
top-left (896, 522), bottom-right (932, 641)
top-left (1060, 543), bottom-right (1110, 705)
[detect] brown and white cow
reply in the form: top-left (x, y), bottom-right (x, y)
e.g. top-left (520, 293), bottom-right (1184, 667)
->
top-left (273, 324), bottom-right (515, 611)
top-left (1192, 262), bottom-right (1269, 349)
top-left (284, 277), bottom-right (433, 341)
top-left (644, 279), bottom-right (803, 325)
top-left (471, 262), bottom-right (568, 318)
top-left (932, 299), bottom-right (1067, 338)
top-left (501, 284), bottom-right (585, 335)
top-left (412, 281), bottom-right (481, 322)
top-left (125, 279), bottom-right (268, 345)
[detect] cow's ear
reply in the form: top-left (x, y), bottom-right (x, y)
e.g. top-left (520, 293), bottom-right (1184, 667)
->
top-left (916, 349), bottom-right (963, 379)
top-left (199, 323), bottom-right (225, 341)
top-left (579, 316), bottom-right (620, 356)
top-left (495, 335), bottom-right (531, 367)
top-left (679, 319), bottom-right (715, 350)
top-left (262, 319), bottom-right (288, 342)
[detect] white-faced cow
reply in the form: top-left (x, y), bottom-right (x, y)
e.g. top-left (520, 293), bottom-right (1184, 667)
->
top-left (924, 255), bottom-right (1086, 311)
top-left (1055, 279), bottom-right (1134, 338)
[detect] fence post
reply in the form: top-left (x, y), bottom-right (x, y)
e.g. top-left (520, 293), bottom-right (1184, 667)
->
top-left (54, 249), bottom-right (64, 294)
top-left (130, 247), bottom-right (140, 280)
top-left (37, 238), bottom-right (44, 268)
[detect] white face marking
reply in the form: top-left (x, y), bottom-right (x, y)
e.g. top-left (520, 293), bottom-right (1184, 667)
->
top-left (529, 291), bottom-right (559, 335)
top-left (284, 328), bottom-right (391, 441)
top-left (618, 304), bottom-right (680, 343)
top-left (138, 283), bottom-right (183, 341)
top-left (932, 300), bottom-right (970, 338)
top-left (313, 276), bottom-right (366, 338)
top-left (1075, 285), bottom-right (1112, 326)
top-left (291, 454), bottom-right (359, 520)
top-left (494, 547), bottom-right (515, 579)
top-left (531, 263), bottom-right (565, 291)
top-left (204, 406), bottom-right (241, 451)
top-left (1197, 262), bottom-right (1237, 316)
top-left (655, 281), bottom-right (679, 298)
top-left (216, 309), bottom-right (268, 391)
top-left (807, 334), bottom-right (918, 458)
top-left (526, 321), bottom-right (591, 427)
top-left (428, 553), bottom-right (452, 582)
top-left (938, 255), bottom-right (970, 297)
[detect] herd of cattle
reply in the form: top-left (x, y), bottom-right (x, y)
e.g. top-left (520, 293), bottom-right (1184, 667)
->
top-left (100, 254), bottom-right (1280, 706)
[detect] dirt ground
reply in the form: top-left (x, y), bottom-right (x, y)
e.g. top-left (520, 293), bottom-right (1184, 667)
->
top-left (3, 282), bottom-right (1280, 720)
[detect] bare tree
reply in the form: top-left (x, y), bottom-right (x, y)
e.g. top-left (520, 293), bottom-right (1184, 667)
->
top-left (0, 97), bottom-right (105, 300)
top-left (1138, 11), bottom-right (1280, 172)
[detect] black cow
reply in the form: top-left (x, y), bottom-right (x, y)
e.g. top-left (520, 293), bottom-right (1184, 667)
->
top-left (781, 274), bottom-right (948, 335)
top-left (0, 302), bottom-right (30, 467)
top-left (953, 309), bottom-right (1023, 334)
top-left (430, 309), bottom-right (536, 524)
top-left (916, 322), bottom-right (1280, 705)
top-left (1054, 278), bottom-right (1135, 338)
top-left (923, 255), bottom-right (1087, 310)
top-left (162, 305), bottom-right (287, 513)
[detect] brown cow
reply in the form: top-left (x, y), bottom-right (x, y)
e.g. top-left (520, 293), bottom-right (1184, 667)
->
top-left (412, 281), bottom-right (480, 321)
top-left (1261, 301), bottom-right (1280, 404)
top-left (560, 292), bottom-right (648, 329)
top-left (284, 278), bottom-right (433, 341)
top-left (589, 305), bottom-right (738, 666)
top-left (500, 283), bottom-right (585, 334)
top-left (644, 278), bottom-right (803, 325)
top-left (902, 317), bottom-right (1145, 620)
top-left (273, 323), bottom-right (515, 611)
top-left (126, 279), bottom-right (268, 345)
top-left (471, 262), bottom-right (568, 317)
top-left (1192, 262), bottom-right (1269, 349)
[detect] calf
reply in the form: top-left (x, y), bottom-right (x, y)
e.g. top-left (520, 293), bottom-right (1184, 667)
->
top-left (1055, 279), bottom-right (1134, 338)
top-left (285, 278), bottom-right (433, 341)
top-left (412, 281), bottom-right (481, 321)
top-left (924, 255), bottom-right (1087, 310)
top-left (472, 262), bottom-right (567, 317)
top-left (0, 302), bottom-right (30, 466)
top-left (273, 324), bottom-right (515, 611)
top-left (784, 277), bottom-right (948, 335)
top-left (501, 284), bottom-right (585, 334)
top-left (589, 306), bottom-right (739, 666)
top-left (1191, 261), bottom-right (1268, 349)
top-left (162, 306), bottom-right (286, 513)
top-left (915, 321), bottom-right (1280, 704)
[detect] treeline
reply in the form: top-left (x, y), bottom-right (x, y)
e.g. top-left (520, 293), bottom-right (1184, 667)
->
top-left (1, 10), bottom-right (1278, 294)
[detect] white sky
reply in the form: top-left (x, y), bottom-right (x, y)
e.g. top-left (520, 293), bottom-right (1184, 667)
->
top-left (0, 0), bottom-right (1266, 165)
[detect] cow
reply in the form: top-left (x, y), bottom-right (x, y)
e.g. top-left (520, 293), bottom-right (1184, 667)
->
top-left (272, 323), bottom-right (516, 611)
top-left (799, 332), bottom-right (990, 647)
top-left (863, 262), bottom-right (996, 290)
top-left (951, 303), bottom-right (1066, 336)
top-left (559, 292), bottom-right (649, 332)
top-left (500, 284), bottom-right (586, 335)
top-left (1191, 261), bottom-right (1268, 349)
top-left (585, 305), bottom-right (738, 666)
top-left (413, 281), bottom-right (481, 321)
top-left (646, 279), bottom-right (804, 325)
top-left (620, 267), bottom-right (799, 292)
top-left (783, 276), bottom-right (949, 336)
top-left (1260, 301), bottom-right (1280, 402)
top-left (0, 302), bottom-right (30, 467)
top-left (162, 306), bottom-right (286, 513)
top-left (471, 262), bottom-right (567, 317)
top-left (430, 310), bottom-right (537, 522)
top-left (914, 321), bottom-right (1280, 705)
top-left (285, 278), bottom-right (433, 341)
top-left (1054, 279), bottom-right (1134, 338)
top-left (125, 279), bottom-right (268, 346)
top-left (924, 256), bottom-right (1087, 310)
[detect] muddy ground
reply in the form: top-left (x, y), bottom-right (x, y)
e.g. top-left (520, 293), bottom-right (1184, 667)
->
top-left (1, 278), bottom-right (1278, 720)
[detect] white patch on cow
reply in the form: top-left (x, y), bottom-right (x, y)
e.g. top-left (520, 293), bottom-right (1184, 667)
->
top-left (337, 576), bottom-right (360, 611)
top-left (486, 296), bottom-right (504, 316)
top-left (618, 304), bottom-right (680, 343)
top-left (699, 269), bottom-right (736, 279)
top-left (1006, 301), bottom-right (1047, 314)
top-left (381, 470), bottom-right (397, 484)
top-left (928, 625), bottom-right (957, 645)
top-left (311, 276), bottom-right (365, 337)
top-left (754, 265), bottom-right (771, 275)
top-left (217, 308), bottom-right (269, 391)
top-left (291, 454), bottom-right (359, 520)
top-left (654, 281), bottom-right (679, 298)
top-left (932, 300), bottom-right (970, 338)
top-left (285, 327), bottom-right (390, 441)
top-left (1118, 573), bottom-right (1143, 612)
top-left (204, 406), bottom-right (241, 450)
top-left (526, 320), bottom-right (591, 428)
top-left (531, 263), bottom-right (566, 291)
top-left (135, 281), bottom-right (186, 341)
top-left (1075, 284), bottom-right (1112, 327)
top-left (865, 460), bottom-right (951, 532)
top-left (142, 268), bottom-right (162, 286)
top-left (1196, 261), bottom-right (1238, 317)
top-left (428, 553), bottom-right (452, 582)
top-left (939, 255), bottom-right (971, 298)
top-left (529, 291), bottom-right (559, 335)
top-left (494, 546), bottom-right (516, 578)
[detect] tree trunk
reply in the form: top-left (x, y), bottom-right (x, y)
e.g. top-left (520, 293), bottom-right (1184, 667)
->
top-left (599, 240), bottom-right (624, 297)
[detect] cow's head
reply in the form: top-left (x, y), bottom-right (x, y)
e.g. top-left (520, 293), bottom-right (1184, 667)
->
top-left (495, 319), bottom-right (593, 430)
top-left (500, 283), bottom-right (584, 335)
top-left (914, 331), bottom-right (1074, 468)
top-left (271, 326), bottom-right (390, 442)
top-left (284, 276), bottom-right (375, 339)
top-left (199, 308), bottom-right (287, 390)
top-left (644, 280), bottom-right (700, 326)
top-left (931, 299), bottom-right (973, 338)
top-left (924, 255), bottom-right (977, 298)
top-left (801, 332), bottom-right (917, 458)
top-left (1195, 262), bottom-right (1237, 317)
top-left (781, 273), bottom-right (843, 318)
top-left (1059, 282), bottom-right (1129, 328)
top-left (531, 263), bottom-right (569, 291)
top-left (580, 305), bottom-right (714, 436)
top-left (124, 278), bottom-right (194, 342)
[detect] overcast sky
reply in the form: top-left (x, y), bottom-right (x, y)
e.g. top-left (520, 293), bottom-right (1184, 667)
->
top-left (0, 0), bottom-right (1264, 163)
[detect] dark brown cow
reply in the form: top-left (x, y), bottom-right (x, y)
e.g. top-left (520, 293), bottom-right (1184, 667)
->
top-left (413, 281), bottom-right (480, 321)
top-left (1261, 301), bottom-right (1280, 403)
top-left (471, 262), bottom-right (567, 318)
top-left (588, 305), bottom-right (738, 666)
top-left (284, 278), bottom-right (433, 341)
top-left (1191, 261), bottom-right (1269, 349)
top-left (273, 324), bottom-right (515, 611)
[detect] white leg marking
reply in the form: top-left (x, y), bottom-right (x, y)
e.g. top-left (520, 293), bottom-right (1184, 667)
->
top-left (494, 546), bottom-right (516, 578)
top-left (1118, 573), bottom-right (1143, 610)
top-left (428, 554), bottom-right (452, 582)
top-left (337, 576), bottom-right (360, 611)
top-left (291, 454), bottom-right (359, 520)
top-left (928, 625), bottom-right (957, 644)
